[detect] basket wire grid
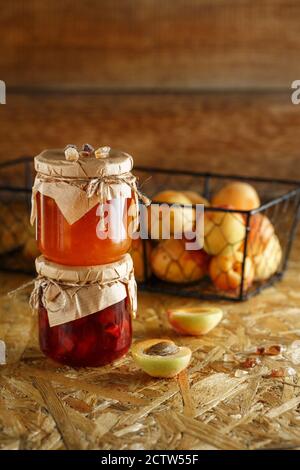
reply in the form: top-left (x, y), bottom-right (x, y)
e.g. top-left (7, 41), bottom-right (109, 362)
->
top-left (0, 158), bottom-right (300, 301)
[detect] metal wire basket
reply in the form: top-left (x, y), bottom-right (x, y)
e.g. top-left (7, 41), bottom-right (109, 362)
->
top-left (0, 158), bottom-right (299, 301)
top-left (133, 166), bottom-right (300, 301)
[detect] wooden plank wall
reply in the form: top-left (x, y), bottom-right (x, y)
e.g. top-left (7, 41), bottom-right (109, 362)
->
top-left (1, 0), bottom-right (300, 90)
top-left (0, 0), bottom-right (300, 177)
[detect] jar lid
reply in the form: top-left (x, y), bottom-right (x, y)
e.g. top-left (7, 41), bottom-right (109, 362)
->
top-left (35, 253), bottom-right (134, 284)
top-left (33, 253), bottom-right (137, 327)
top-left (34, 147), bottom-right (134, 179)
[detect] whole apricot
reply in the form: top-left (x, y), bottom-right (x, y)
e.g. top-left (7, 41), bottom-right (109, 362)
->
top-left (247, 213), bottom-right (275, 257)
top-left (181, 191), bottom-right (210, 206)
top-left (252, 234), bottom-right (282, 280)
top-left (212, 182), bottom-right (260, 211)
top-left (148, 190), bottom-right (194, 239)
top-left (209, 251), bottom-right (254, 292)
top-left (151, 238), bottom-right (209, 283)
top-left (202, 210), bottom-right (246, 256)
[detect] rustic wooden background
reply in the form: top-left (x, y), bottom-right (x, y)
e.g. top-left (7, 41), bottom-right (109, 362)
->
top-left (0, 0), bottom-right (300, 178)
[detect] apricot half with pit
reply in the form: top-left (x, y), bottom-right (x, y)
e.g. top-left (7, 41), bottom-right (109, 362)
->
top-left (212, 182), bottom-right (260, 211)
top-left (168, 306), bottom-right (223, 336)
top-left (131, 339), bottom-right (192, 378)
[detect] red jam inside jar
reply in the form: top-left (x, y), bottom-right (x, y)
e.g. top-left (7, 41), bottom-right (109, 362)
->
top-left (37, 193), bottom-right (134, 266)
top-left (39, 298), bottom-right (132, 367)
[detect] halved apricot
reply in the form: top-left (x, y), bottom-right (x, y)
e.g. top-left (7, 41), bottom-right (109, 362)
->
top-left (168, 306), bottom-right (223, 336)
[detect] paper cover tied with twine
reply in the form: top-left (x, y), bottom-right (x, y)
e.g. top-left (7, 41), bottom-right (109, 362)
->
top-left (30, 254), bottom-right (137, 327)
top-left (30, 148), bottom-right (150, 227)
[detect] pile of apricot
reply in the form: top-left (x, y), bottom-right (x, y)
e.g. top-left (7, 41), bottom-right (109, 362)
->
top-left (131, 182), bottom-right (282, 294)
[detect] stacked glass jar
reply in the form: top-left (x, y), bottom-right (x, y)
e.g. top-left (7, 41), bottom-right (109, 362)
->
top-left (30, 146), bottom-right (141, 367)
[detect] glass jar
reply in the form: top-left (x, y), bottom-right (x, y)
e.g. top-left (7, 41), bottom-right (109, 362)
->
top-left (33, 254), bottom-right (137, 367)
top-left (39, 298), bottom-right (132, 367)
top-left (31, 147), bottom-right (139, 266)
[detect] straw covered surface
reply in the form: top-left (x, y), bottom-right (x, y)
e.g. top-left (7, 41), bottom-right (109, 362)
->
top-left (0, 239), bottom-right (300, 450)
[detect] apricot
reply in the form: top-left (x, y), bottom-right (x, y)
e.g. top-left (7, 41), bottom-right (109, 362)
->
top-left (168, 306), bottom-right (223, 336)
top-left (252, 234), bottom-right (282, 281)
top-left (209, 251), bottom-right (254, 292)
top-left (149, 190), bottom-right (194, 239)
top-left (247, 213), bottom-right (274, 257)
top-left (151, 238), bottom-right (209, 283)
top-left (131, 238), bottom-right (152, 282)
top-left (181, 191), bottom-right (210, 206)
top-left (131, 339), bottom-right (192, 378)
top-left (212, 182), bottom-right (260, 211)
top-left (202, 210), bottom-right (246, 256)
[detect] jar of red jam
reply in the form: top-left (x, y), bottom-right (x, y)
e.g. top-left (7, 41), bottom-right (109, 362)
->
top-left (31, 145), bottom-right (143, 266)
top-left (32, 254), bottom-right (137, 367)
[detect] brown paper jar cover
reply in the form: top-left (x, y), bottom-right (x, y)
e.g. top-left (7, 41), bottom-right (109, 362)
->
top-left (31, 254), bottom-right (137, 327)
top-left (30, 147), bottom-right (148, 227)
top-left (34, 148), bottom-right (133, 179)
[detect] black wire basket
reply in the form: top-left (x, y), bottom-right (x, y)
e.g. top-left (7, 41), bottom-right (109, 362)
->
top-left (0, 158), bottom-right (300, 302)
top-left (133, 166), bottom-right (300, 301)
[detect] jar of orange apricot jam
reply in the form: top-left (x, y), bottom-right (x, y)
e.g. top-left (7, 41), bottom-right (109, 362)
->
top-left (32, 254), bottom-right (137, 367)
top-left (31, 145), bottom-right (144, 266)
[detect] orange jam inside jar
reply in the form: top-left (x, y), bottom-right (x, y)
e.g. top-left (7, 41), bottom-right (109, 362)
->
top-left (34, 254), bottom-right (136, 367)
top-left (32, 146), bottom-right (138, 266)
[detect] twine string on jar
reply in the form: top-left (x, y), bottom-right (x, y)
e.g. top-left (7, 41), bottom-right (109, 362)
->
top-left (29, 277), bottom-right (70, 313)
top-left (85, 173), bottom-right (150, 232)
